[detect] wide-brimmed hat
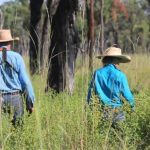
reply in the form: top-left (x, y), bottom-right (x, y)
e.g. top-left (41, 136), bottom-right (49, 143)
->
top-left (96, 47), bottom-right (131, 63)
top-left (0, 29), bottom-right (19, 42)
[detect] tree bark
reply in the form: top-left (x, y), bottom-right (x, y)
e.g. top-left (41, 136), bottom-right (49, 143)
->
top-left (87, 0), bottom-right (94, 73)
top-left (0, 9), bottom-right (4, 29)
top-left (46, 0), bottom-right (79, 93)
top-left (100, 0), bottom-right (104, 53)
top-left (29, 0), bottom-right (44, 74)
top-left (40, 0), bottom-right (52, 72)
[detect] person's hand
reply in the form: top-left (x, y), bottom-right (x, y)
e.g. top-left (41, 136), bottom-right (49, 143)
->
top-left (28, 107), bottom-right (34, 114)
top-left (131, 106), bottom-right (135, 113)
top-left (26, 101), bottom-right (34, 114)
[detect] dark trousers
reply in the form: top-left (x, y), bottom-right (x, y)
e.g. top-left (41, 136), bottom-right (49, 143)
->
top-left (102, 107), bottom-right (125, 137)
top-left (0, 93), bottom-right (24, 126)
top-left (103, 108), bottom-right (125, 123)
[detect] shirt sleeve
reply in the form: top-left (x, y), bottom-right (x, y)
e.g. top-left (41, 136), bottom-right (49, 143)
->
top-left (87, 72), bottom-right (95, 104)
top-left (120, 74), bottom-right (135, 108)
top-left (18, 55), bottom-right (35, 104)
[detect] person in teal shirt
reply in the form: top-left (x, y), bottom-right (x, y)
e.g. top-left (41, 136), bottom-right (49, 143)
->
top-left (0, 29), bottom-right (35, 125)
top-left (87, 47), bottom-right (135, 123)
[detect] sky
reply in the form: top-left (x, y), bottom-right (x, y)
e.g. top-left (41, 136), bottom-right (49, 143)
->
top-left (0, 0), bottom-right (14, 5)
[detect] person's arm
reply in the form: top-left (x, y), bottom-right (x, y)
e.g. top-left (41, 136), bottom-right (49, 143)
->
top-left (18, 55), bottom-right (35, 113)
top-left (87, 72), bottom-right (95, 104)
top-left (121, 74), bottom-right (135, 110)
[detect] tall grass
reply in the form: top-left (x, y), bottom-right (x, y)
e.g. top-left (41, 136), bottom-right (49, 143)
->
top-left (0, 54), bottom-right (150, 150)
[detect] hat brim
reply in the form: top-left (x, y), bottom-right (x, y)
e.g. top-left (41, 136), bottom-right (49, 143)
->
top-left (0, 37), bottom-right (19, 42)
top-left (96, 55), bottom-right (131, 63)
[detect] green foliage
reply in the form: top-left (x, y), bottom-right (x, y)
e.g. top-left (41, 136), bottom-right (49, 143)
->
top-left (0, 55), bottom-right (150, 149)
top-left (0, 0), bottom-right (29, 39)
top-left (2, 0), bottom-right (29, 28)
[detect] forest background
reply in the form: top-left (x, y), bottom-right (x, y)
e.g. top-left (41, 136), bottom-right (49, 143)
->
top-left (0, 0), bottom-right (150, 149)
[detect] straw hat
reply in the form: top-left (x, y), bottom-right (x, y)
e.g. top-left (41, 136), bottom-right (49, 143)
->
top-left (0, 29), bottom-right (19, 42)
top-left (96, 47), bottom-right (131, 63)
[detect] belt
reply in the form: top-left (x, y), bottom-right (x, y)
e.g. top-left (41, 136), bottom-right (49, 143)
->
top-left (0, 91), bottom-right (21, 96)
top-left (103, 107), bottom-right (121, 113)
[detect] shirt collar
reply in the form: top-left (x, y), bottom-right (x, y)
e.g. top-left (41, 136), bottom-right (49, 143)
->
top-left (0, 46), bottom-right (10, 51)
top-left (105, 64), bottom-right (120, 71)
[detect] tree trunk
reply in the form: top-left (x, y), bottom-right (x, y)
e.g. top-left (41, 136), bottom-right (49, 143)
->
top-left (29, 0), bottom-right (44, 74)
top-left (46, 0), bottom-right (79, 93)
top-left (129, 13), bottom-right (134, 53)
top-left (0, 9), bottom-right (4, 29)
top-left (111, 21), bottom-right (119, 47)
top-left (40, 0), bottom-right (52, 72)
top-left (86, 0), bottom-right (94, 73)
top-left (67, 24), bottom-right (80, 95)
top-left (100, 0), bottom-right (104, 53)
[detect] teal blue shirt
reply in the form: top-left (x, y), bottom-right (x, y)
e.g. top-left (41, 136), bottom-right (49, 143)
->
top-left (0, 50), bottom-right (35, 104)
top-left (87, 64), bottom-right (135, 108)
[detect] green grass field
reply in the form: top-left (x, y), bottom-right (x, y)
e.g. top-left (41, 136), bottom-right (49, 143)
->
top-left (0, 54), bottom-right (150, 150)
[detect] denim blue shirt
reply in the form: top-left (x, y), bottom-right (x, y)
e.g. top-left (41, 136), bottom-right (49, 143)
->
top-left (87, 64), bottom-right (135, 108)
top-left (0, 50), bottom-right (35, 104)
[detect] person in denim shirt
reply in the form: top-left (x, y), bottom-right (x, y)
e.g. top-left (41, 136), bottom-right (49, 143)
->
top-left (0, 29), bottom-right (35, 125)
top-left (87, 47), bottom-right (135, 124)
